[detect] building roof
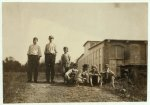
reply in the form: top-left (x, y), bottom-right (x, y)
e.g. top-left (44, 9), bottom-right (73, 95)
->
top-left (83, 41), bottom-right (100, 47)
top-left (77, 39), bottom-right (147, 62)
top-left (76, 54), bottom-right (84, 63)
top-left (88, 39), bottom-right (147, 50)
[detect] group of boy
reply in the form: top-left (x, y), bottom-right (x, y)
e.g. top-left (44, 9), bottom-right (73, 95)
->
top-left (62, 48), bottom-right (115, 87)
top-left (27, 36), bottom-right (115, 87)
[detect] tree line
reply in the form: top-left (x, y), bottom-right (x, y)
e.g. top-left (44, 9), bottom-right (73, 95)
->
top-left (3, 56), bottom-right (75, 73)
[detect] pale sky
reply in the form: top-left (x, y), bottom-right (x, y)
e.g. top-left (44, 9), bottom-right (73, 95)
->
top-left (2, 3), bottom-right (148, 64)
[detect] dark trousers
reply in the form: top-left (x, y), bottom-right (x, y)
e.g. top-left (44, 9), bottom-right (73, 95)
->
top-left (62, 66), bottom-right (69, 82)
top-left (45, 53), bottom-right (56, 82)
top-left (27, 55), bottom-right (39, 82)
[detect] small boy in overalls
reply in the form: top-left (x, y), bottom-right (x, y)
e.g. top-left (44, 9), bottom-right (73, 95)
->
top-left (61, 47), bottom-right (71, 83)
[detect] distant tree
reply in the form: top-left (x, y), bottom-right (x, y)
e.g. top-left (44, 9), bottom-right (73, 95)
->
top-left (3, 56), bottom-right (22, 72)
top-left (38, 62), bottom-right (45, 72)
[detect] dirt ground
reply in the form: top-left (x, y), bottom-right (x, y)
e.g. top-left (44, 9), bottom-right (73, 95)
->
top-left (3, 72), bottom-right (146, 103)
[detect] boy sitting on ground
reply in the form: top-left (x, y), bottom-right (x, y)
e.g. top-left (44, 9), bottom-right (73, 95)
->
top-left (101, 64), bottom-right (115, 88)
top-left (76, 64), bottom-right (90, 86)
top-left (89, 65), bottom-right (101, 87)
top-left (65, 63), bottom-right (78, 85)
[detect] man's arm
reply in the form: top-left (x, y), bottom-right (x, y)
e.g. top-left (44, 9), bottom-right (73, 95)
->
top-left (44, 44), bottom-right (47, 55)
top-left (38, 46), bottom-right (42, 59)
top-left (65, 69), bottom-right (71, 78)
top-left (109, 69), bottom-right (115, 75)
top-left (61, 54), bottom-right (64, 66)
top-left (68, 54), bottom-right (71, 62)
top-left (27, 45), bottom-right (31, 61)
top-left (27, 45), bottom-right (31, 55)
top-left (54, 44), bottom-right (57, 55)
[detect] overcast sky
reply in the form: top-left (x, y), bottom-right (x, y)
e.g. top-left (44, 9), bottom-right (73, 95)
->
top-left (2, 3), bottom-right (148, 64)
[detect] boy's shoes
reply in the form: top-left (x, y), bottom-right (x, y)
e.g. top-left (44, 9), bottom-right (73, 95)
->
top-left (27, 80), bottom-right (32, 83)
top-left (34, 81), bottom-right (38, 83)
top-left (51, 81), bottom-right (56, 84)
top-left (46, 81), bottom-right (50, 83)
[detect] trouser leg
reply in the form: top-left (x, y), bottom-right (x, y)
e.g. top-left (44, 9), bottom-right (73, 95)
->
top-left (27, 67), bottom-right (32, 81)
top-left (63, 67), bottom-right (69, 82)
top-left (90, 76), bottom-right (93, 86)
top-left (27, 59), bottom-right (33, 82)
top-left (45, 64), bottom-right (50, 82)
top-left (45, 55), bottom-right (50, 82)
top-left (111, 76), bottom-right (115, 88)
top-left (34, 65), bottom-right (38, 82)
top-left (86, 74), bottom-right (89, 83)
top-left (50, 64), bottom-right (55, 81)
top-left (50, 55), bottom-right (55, 82)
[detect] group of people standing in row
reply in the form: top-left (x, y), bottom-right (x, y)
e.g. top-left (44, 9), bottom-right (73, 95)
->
top-left (27, 35), bottom-right (57, 83)
top-left (27, 36), bottom-right (115, 87)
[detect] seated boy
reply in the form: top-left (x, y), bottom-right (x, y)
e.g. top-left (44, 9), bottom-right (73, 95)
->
top-left (65, 63), bottom-right (78, 85)
top-left (89, 65), bottom-right (101, 87)
top-left (101, 64), bottom-right (115, 88)
top-left (76, 64), bottom-right (90, 86)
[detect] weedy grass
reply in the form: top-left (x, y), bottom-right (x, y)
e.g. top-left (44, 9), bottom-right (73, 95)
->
top-left (3, 72), bottom-right (27, 103)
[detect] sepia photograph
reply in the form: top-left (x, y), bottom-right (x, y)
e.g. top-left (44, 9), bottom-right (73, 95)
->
top-left (2, 1), bottom-right (148, 103)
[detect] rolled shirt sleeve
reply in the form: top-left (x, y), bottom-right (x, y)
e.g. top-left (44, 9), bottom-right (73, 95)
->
top-left (44, 44), bottom-right (47, 54)
top-left (44, 43), bottom-right (57, 54)
top-left (27, 44), bottom-right (42, 56)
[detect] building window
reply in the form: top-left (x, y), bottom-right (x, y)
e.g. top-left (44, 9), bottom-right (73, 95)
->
top-left (109, 45), bottom-right (124, 59)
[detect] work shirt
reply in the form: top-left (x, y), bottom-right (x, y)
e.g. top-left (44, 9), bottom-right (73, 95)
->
top-left (65, 68), bottom-right (78, 78)
top-left (44, 42), bottom-right (57, 54)
top-left (77, 70), bottom-right (89, 79)
top-left (89, 69), bottom-right (100, 77)
top-left (106, 67), bottom-right (114, 75)
top-left (27, 44), bottom-right (42, 57)
top-left (82, 70), bottom-right (89, 78)
top-left (61, 53), bottom-right (71, 67)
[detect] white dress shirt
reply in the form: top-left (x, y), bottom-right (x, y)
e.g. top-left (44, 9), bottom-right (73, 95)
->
top-left (44, 42), bottom-right (57, 54)
top-left (27, 44), bottom-right (42, 57)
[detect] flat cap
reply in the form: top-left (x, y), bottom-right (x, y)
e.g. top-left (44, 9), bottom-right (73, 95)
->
top-left (49, 35), bottom-right (54, 39)
top-left (91, 65), bottom-right (97, 69)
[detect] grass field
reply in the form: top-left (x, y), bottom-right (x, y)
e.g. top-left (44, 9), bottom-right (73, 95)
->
top-left (3, 72), bottom-right (27, 103)
top-left (3, 72), bottom-right (147, 103)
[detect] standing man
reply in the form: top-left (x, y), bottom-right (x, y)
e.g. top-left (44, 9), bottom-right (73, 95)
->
top-left (27, 37), bottom-right (42, 83)
top-left (44, 35), bottom-right (57, 83)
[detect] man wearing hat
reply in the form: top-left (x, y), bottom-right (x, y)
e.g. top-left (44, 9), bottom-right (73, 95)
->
top-left (27, 37), bottom-right (42, 83)
top-left (44, 35), bottom-right (57, 83)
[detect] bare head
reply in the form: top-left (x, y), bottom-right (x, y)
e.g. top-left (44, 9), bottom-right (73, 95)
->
top-left (33, 37), bottom-right (38, 45)
top-left (82, 64), bottom-right (89, 71)
top-left (105, 64), bottom-right (109, 68)
top-left (91, 65), bottom-right (97, 71)
top-left (63, 47), bottom-right (68, 53)
top-left (72, 63), bottom-right (78, 69)
top-left (49, 35), bottom-right (54, 42)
